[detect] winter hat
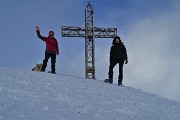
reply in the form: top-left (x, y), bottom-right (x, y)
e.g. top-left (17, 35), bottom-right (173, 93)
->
top-left (112, 36), bottom-right (121, 44)
top-left (49, 31), bottom-right (54, 36)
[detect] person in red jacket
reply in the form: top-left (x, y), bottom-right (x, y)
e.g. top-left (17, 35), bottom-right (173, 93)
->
top-left (35, 26), bottom-right (59, 74)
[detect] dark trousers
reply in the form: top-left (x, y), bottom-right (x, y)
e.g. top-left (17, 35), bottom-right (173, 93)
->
top-left (108, 59), bottom-right (124, 83)
top-left (41, 52), bottom-right (56, 73)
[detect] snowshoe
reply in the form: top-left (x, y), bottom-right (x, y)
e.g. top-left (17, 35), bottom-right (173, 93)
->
top-left (104, 79), bottom-right (113, 84)
top-left (118, 80), bottom-right (123, 87)
top-left (109, 79), bottom-right (113, 84)
top-left (118, 84), bottom-right (123, 87)
top-left (48, 71), bottom-right (56, 74)
top-left (104, 79), bottom-right (109, 83)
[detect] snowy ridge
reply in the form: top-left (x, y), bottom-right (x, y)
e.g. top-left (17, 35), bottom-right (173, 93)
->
top-left (0, 67), bottom-right (180, 120)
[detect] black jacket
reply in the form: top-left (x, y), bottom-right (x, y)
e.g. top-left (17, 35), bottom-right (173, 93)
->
top-left (110, 42), bottom-right (128, 62)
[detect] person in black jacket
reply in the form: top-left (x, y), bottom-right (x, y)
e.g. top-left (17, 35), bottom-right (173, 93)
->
top-left (105, 36), bottom-right (128, 86)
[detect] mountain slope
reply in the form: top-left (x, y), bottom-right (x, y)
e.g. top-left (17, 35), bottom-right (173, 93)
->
top-left (0, 67), bottom-right (180, 120)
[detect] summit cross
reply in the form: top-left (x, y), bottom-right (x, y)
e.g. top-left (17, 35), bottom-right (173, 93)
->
top-left (61, 2), bottom-right (117, 79)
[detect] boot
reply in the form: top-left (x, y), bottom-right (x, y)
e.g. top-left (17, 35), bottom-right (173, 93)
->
top-left (109, 79), bottom-right (113, 84)
top-left (104, 79), bottom-right (113, 84)
top-left (118, 80), bottom-right (122, 86)
top-left (51, 65), bottom-right (56, 74)
top-left (104, 79), bottom-right (110, 83)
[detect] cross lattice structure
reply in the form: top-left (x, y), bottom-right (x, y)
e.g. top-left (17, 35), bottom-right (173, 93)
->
top-left (61, 2), bottom-right (117, 79)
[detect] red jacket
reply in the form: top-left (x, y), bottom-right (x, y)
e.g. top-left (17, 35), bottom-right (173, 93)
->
top-left (36, 30), bottom-right (59, 54)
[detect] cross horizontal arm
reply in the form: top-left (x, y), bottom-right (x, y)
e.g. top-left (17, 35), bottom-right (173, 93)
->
top-left (94, 27), bottom-right (117, 38)
top-left (61, 26), bottom-right (85, 38)
top-left (61, 26), bottom-right (117, 38)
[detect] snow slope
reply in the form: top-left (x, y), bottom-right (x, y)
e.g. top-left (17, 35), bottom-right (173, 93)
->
top-left (0, 67), bottom-right (180, 120)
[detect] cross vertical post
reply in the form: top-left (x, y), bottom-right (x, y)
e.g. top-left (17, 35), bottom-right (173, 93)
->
top-left (85, 3), bottom-right (95, 79)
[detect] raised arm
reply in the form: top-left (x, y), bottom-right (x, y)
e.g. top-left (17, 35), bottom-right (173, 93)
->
top-left (36, 26), bottom-right (46, 41)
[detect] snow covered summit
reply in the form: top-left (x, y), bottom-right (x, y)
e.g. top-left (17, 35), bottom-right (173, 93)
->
top-left (0, 67), bottom-right (180, 120)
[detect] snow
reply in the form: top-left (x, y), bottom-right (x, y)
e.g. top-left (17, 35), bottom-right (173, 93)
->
top-left (0, 67), bottom-right (180, 120)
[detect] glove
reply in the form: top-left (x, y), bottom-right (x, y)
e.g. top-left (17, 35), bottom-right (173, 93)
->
top-left (125, 59), bottom-right (128, 64)
top-left (35, 26), bottom-right (40, 31)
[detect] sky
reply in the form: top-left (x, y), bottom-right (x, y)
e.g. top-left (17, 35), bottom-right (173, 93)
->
top-left (0, 0), bottom-right (180, 101)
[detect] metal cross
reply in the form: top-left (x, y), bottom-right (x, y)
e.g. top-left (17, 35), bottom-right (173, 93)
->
top-left (61, 2), bottom-right (117, 79)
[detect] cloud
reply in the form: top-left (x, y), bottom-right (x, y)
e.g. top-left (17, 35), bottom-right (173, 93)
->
top-left (95, 1), bottom-right (180, 101)
top-left (58, 1), bottom-right (180, 102)
top-left (125, 4), bottom-right (180, 100)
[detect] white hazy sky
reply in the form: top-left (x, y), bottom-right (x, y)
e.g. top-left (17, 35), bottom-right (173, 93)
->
top-left (0, 0), bottom-right (180, 102)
